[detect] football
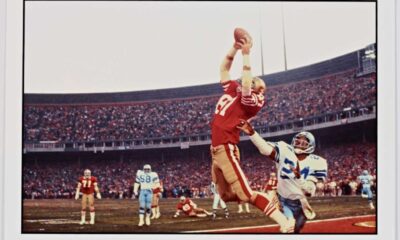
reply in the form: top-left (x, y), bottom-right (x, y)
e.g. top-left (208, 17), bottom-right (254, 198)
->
top-left (234, 27), bottom-right (251, 43)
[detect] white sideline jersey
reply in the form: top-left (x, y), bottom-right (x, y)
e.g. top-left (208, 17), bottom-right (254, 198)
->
top-left (135, 170), bottom-right (159, 190)
top-left (210, 182), bottom-right (218, 195)
top-left (268, 141), bottom-right (328, 200)
top-left (358, 174), bottom-right (373, 188)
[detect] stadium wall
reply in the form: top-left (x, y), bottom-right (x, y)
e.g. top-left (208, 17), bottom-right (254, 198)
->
top-left (23, 118), bottom-right (376, 162)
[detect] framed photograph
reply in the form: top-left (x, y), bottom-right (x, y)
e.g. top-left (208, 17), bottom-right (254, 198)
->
top-left (1, 0), bottom-right (398, 239)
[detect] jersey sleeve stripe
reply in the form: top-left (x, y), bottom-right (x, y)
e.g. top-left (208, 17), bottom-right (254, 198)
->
top-left (241, 95), bottom-right (258, 106)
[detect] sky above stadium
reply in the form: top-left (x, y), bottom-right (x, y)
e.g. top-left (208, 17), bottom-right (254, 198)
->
top-left (24, 1), bottom-right (376, 93)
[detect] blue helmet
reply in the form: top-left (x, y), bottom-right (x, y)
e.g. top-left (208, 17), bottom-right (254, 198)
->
top-left (291, 131), bottom-right (316, 154)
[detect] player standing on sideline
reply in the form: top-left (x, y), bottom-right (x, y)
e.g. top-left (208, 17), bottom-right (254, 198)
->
top-left (75, 169), bottom-right (101, 225)
top-left (210, 28), bottom-right (292, 233)
top-left (357, 170), bottom-right (375, 210)
top-left (263, 172), bottom-right (280, 211)
top-left (151, 180), bottom-right (163, 219)
top-left (210, 182), bottom-right (229, 219)
top-left (173, 196), bottom-right (212, 218)
top-left (237, 120), bottom-right (328, 233)
top-left (263, 172), bottom-right (278, 193)
top-left (133, 164), bottom-right (159, 226)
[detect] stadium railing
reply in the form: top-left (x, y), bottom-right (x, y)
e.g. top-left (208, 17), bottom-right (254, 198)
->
top-left (23, 105), bottom-right (376, 153)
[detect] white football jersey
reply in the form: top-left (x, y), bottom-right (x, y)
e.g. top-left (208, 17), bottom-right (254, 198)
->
top-left (358, 174), bottom-right (373, 188)
top-left (135, 170), bottom-right (159, 190)
top-left (268, 141), bottom-right (328, 200)
top-left (210, 182), bottom-right (219, 195)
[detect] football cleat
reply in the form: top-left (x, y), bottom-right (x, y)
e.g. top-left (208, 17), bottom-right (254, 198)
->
top-left (145, 215), bottom-right (151, 226)
top-left (79, 220), bottom-right (86, 225)
top-left (280, 218), bottom-right (295, 233)
top-left (155, 212), bottom-right (161, 219)
top-left (369, 202), bottom-right (375, 210)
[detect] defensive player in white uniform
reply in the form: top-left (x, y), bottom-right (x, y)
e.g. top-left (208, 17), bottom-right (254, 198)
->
top-left (210, 182), bottom-right (229, 219)
top-left (134, 164), bottom-right (160, 226)
top-left (237, 120), bottom-right (328, 233)
top-left (357, 170), bottom-right (375, 210)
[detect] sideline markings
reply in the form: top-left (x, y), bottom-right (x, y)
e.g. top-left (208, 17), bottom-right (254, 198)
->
top-left (185, 214), bottom-right (376, 233)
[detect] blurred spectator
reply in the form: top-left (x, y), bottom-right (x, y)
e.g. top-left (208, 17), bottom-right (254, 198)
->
top-left (24, 71), bottom-right (376, 143)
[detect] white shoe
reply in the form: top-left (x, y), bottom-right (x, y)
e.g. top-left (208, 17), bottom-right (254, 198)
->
top-left (237, 209), bottom-right (243, 213)
top-left (138, 219), bottom-right (144, 227)
top-left (79, 220), bottom-right (86, 225)
top-left (369, 203), bottom-right (375, 210)
top-left (280, 218), bottom-right (295, 233)
top-left (155, 212), bottom-right (161, 219)
top-left (89, 220), bottom-right (95, 225)
top-left (151, 215), bottom-right (156, 220)
top-left (361, 193), bottom-right (368, 198)
top-left (145, 215), bottom-right (151, 226)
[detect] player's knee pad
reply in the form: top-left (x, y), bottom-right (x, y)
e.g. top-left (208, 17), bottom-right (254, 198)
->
top-left (230, 180), bottom-right (252, 202)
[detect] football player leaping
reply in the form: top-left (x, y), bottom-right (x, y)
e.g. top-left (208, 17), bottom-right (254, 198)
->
top-left (134, 164), bottom-right (159, 226)
top-left (357, 170), bottom-right (375, 210)
top-left (237, 120), bottom-right (328, 233)
top-left (75, 169), bottom-right (101, 225)
top-left (210, 29), bottom-right (292, 232)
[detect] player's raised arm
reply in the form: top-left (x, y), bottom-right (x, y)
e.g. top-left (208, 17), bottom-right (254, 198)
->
top-left (241, 36), bottom-right (253, 96)
top-left (75, 182), bottom-right (82, 200)
top-left (219, 43), bottom-right (242, 84)
top-left (237, 119), bottom-right (277, 159)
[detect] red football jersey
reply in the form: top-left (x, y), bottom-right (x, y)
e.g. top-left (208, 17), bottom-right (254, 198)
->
top-left (211, 80), bottom-right (265, 146)
top-left (176, 198), bottom-right (195, 215)
top-left (78, 176), bottom-right (97, 194)
top-left (264, 178), bottom-right (278, 191)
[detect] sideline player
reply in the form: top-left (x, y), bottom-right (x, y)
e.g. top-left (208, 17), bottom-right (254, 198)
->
top-left (210, 29), bottom-right (291, 232)
top-left (357, 170), bottom-right (375, 210)
top-left (173, 196), bottom-right (212, 218)
top-left (151, 180), bottom-right (163, 219)
top-left (237, 120), bottom-right (328, 233)
top-left (210, 182), bottom-right (229, 219)
top-left (134, 164), bottom-right (159, 226)
top-left (75, 169), bottom-right (101, 225)
top-left (263, 172), bottom-right (280, 211)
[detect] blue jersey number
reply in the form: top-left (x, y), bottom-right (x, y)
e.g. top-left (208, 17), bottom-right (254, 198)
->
top-left (280, 158), bottom-right (309, 179)
top-left (140, 175), bottom-right (151, 183)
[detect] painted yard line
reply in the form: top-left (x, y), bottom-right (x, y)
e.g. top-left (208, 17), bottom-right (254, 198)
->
top-left (184, 214), bottom-right (376, 233)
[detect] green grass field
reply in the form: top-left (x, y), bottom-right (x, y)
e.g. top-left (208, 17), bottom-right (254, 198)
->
top-left (23, 196), bottom-right (376, 233)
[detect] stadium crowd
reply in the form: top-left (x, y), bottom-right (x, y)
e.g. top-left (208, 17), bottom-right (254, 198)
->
top-left (23, 142), bottom-right (376, 200)
top-left (24, 71), bottom-right (376, 142)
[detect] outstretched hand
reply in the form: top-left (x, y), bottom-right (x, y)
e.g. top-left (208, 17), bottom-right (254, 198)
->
top-left (236, 119), bottom-right (255, 136)
top-left (241, 36), bottom-right (253, 54)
